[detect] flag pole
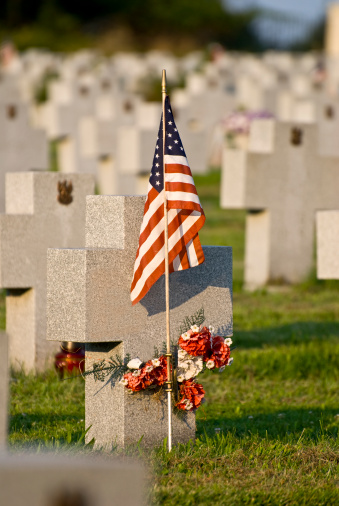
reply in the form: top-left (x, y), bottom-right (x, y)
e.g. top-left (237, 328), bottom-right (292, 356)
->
top-left (162, 69), bottom-right (173, 452)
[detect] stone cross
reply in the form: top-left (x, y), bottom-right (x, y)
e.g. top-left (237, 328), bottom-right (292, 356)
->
top-left (0, 332), bottom-right (8, 447)
top-left (0, 172), bottom-right (95, 370)
top-left (0, 102), bottom-right (47, 211)
top-left (47, 195), bottom-right (233, 449)
top-left (316, 210), bottom-right (339, 279)
top-left (221, 120), bottom-right (339, 289)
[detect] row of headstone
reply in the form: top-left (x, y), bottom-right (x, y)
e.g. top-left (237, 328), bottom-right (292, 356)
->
top-left (1, 147), bottom-right (338, 450)
top-left (4, 43), bottom-right (339, 191)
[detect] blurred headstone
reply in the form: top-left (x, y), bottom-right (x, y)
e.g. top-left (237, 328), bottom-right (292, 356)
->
top-left (325, 4), bottom-right (339, 94)
top-left (116, 102), bottom-right (161, 175)
top-left (326, 4), bottom-right (339, 57)
top-left (317, 100), bottom-right (339, 157)
top-left (0, 102), bottom-right (48, 212)
top-left (0, 41), bottom-right (22, 76)
top-left (0, 453), bottom-right (145, 506)
top-left (317, 210), bottom-right (339, 279)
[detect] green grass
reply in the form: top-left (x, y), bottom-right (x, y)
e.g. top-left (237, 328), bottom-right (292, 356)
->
top-left (3, 170), bottom-right (339, 504)
top-left (9, 369), bottom-right (85, 448)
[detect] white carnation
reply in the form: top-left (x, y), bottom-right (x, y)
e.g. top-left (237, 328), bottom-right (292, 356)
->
top-left (182, 366), bottom-right (196, 380)
top-left (177, 355), bottom-right (203, 380)
top-left (224, 337), bottom-right (233, 346)
top-left (152, 358), bottom-right (161, 367)
top-left (185, 402), bottom-right (193, 410)
top-left (178, 349), bottom-right (188, 360)
top-left (209, 325), bottom-right (215, 333)
top-left (227, 357), bottom-right (234, 366)
top-left (145, 365), bottom-right (154, 373)
top-left (177, 374), bottom-right (185, 383)
top-left (119, 378), bottom-right (128, 386)
top-left (179, 360), bottom-right (189, 370)
top-left (206, 359), bottom-right (215, 369)
top-left (127, 358), bottom-right (142, 370)
top-left (181, 332), bottom-right (190, 341)
top-left (132, 370), bottom-right (141, 377)
top-left (190, 325), bottom-right (200, 333)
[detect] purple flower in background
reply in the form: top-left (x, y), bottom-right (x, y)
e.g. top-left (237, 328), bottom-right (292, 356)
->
top-left (222, 110), bottom-right (274, 136)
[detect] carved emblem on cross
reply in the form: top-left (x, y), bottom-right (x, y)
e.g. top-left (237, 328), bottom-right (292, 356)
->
top-left (57, 180), bottom-right (73, 205)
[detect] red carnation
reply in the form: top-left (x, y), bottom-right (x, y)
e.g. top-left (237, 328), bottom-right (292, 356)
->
top-left (204, 336), bottom-right (230, 368)
top-left (150, 355), bottom-right (168, 386)
top-left (123, 355), bottom-right (169, 392)
top-left (144, 356), bottom-right (168, 387)
top-left (176, 379), bottom-right (205, 411)
top-left (124, 371), bottom-right (144, 392)
top-left (179, 326), bottom-right (211, 357)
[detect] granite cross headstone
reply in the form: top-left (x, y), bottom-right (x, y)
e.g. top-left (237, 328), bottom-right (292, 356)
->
top-left (47, 195), bottom-right (233, 449)
top-left (0, 172), bottom-right (95, 370)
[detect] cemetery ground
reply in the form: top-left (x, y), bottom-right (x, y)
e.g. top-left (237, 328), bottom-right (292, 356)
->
top-left (1, 171), bottom-right (339, 504)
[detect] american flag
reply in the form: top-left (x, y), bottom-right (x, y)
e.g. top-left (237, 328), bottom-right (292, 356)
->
top-left (130, 96), bottom-right (205, 305)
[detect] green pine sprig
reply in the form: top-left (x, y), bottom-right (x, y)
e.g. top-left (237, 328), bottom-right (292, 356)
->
top-left (179, 308), bottom-right (205, 335)
top-left (80, 353), bottom-right (131, 383)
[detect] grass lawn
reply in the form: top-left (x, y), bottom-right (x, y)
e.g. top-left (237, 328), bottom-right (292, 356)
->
top-left (2, 171), bottom-right (339, 504)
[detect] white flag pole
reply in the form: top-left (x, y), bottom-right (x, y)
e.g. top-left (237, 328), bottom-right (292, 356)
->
top-left (162, 69), bottom-right (173, 452)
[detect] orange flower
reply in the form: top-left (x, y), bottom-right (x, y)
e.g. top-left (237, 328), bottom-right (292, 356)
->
top-left (178, 326), bottom-right (211, 357)
top-left (124, 371), bottom-right (144, 391)
top-left (204, 336), bottom-right (230, 368)
top-left (143, 356), bottom-right (168, 387)
top-left (150, 355), bottom-right (168, 386)
top-left (176, 379), bottom-right (205, 411)
top-left (123, 355), bottom-right (168, 392)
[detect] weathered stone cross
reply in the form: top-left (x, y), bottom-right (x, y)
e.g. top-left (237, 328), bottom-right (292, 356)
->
top-left (0, 172), bottom-right (95, 370)
top-left (221, 120), bottom-right (339, 289)
top-left (47, 195), bottom-right (233, 449)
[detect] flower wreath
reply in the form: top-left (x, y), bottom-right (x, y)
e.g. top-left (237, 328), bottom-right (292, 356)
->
top-left (83, 310), bottom-right (234, 412)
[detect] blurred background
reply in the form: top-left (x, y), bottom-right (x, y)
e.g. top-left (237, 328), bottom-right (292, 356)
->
top-left (0, 0), bottom-right (335, 53)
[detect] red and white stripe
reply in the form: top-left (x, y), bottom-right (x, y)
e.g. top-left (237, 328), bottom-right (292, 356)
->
top-left (131, 154), bottom-right (205, 305)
